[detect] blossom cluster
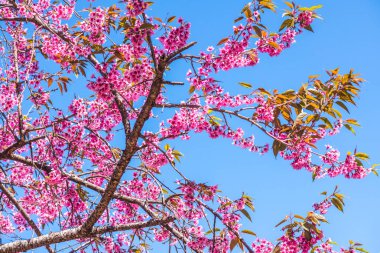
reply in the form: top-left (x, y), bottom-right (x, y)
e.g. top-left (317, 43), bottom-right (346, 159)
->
top-left (159, 18), bottom-right (191, 52)
top-left (80, 7), bottom-right (108, 45)
top-left (125, 0), bottom-right (148, 16)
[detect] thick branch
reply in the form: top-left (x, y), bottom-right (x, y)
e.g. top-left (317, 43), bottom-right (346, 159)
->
top-left (80, 56), bottom-right (167, 231)
top-left (0, 217), bottom-right (174, 253)
top-left (167, 42), bottom-right (197, 62)
top-left (0, 135), bottom-right (47, 160)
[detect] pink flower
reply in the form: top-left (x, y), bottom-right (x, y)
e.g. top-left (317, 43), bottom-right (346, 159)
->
top-left (298, 11), bottom-right (314, 28)
top-left (31, 89), bottom-right (50, 106)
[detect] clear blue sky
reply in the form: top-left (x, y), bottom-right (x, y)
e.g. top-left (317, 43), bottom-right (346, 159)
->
top-left (147, 0), bottom-right (380, 251)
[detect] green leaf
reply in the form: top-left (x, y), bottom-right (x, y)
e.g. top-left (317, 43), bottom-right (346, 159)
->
top-left (252, 26), bottom-right (263, 37)
top-left (140, 23), bottom-right (155, 29)
top-left (309, 4), bottom-right (323, 11)
top-left (272, 139), bottom-right (287, 158)
top-left (47, 78), bottom-right (53, 87)
top-left (331, 197), bottom-right (344, 212)
top-left (167, 16), bottom-right (176, 23)
top-left (238, 82), bottom-right (252, 88)
top-left (243, 8), bottom-right (252, 18)
top-left (241, 3), bottom-right (251, 14)
top-left (240, 209), bottom-right (252, 222)
top-left (293, 111), bottom-right (308, 127)
top-left (234, 16), bottom-right (244, 23)
top-left (294, 214), bottom-right (305, 220)
top-left (78, 66), bottom-right (86, 77)
top-left (112, 148), bottom-right (122, 159)
top-left (57, 82), bottom-right (63, 94)
top-left (284, 1), bottom-right (293, 9)
top-left (344, 124), bottom-right (356, 135)
top-left (154, 17), bottom-right (163, 23)
top-left (336, 101), bottom-right (350, 113)
top-left (242, 229), bottom-right (257, 236)
top-left (308, 74), bottom-right (319, 79)
top-left (260, 0), bottom-right (276, 12)
top-left (356, 158), bottom-right (364, 167)
top-left (76, 185), bottom-right (89, 202)
top-left (356, 247), bottom-right (369, 253)
top-left (275, 216), bottom-right (289, 227)
top-left (245, 201), bottom-right (255, 211)
top-left (334, 193), bottom-right (345, 204)
top-left (209, 115), bottom-right (222, 126)
top-left (303, 25), bottom-right (314, 32)
top-left (230, 237), bottom-right (239, 251)
top-left (217, 37), bottom-right (229, 46)
top-left (172, 150), bottom-right (183, 162)
top-left (312, 170), bottom-right (317, 181)
top-left (59, 76), bottom-right (70, 82)
top-left (272, 246), bottom-right (281, 253)
top-left (346, 118), bottom-right (360, 126)
top-left (279, 19), bottom-right (293, 32)
top-left (205, 228), bottom-right (220, 235)
top-left (332, 108), bottom-right (342, 118)
top-left (268, 41), bottom-right (280, 49)
top-left (313, 213), bottom-right (328, 222)
top-left (189, 85), bottom-right (195, 94)
top-left (355, 152), bottom-right (370, 160)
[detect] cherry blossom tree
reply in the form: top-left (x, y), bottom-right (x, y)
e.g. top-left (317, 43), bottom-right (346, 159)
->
top-left (0, 0), bottom-right (375, 252)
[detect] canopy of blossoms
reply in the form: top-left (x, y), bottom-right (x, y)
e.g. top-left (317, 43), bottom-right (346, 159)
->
top-left (0, 0), bottom-right (373, 252)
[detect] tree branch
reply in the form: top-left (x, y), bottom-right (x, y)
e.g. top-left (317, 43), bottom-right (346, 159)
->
top-left (0, 183), bottom-right (55, 253)
top-left (0, 217), bottom-right (174, 253)
top-left (7, 154), bottom-right (202, 253)
top-left (80, 54), bottom-right (167, 232)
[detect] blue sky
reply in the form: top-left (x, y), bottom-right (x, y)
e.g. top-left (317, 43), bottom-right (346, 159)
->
top-left (147, 0), bottom-right (380, 251)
